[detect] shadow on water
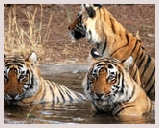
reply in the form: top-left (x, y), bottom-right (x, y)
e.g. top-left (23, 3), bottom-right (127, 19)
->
top-left (4, 64), bottom-right (155, 124)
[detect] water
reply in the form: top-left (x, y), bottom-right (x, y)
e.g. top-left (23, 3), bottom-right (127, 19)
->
top-left (4, 64), bottom-right (155, 124)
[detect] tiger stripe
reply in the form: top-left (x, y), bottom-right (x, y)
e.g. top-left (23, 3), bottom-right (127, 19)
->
top-left (4, 52), bottom-right (86, 105)
top-left (82, 57), bottom-right (154, 115)
top-left (68, 4), bottom-right (155, 100)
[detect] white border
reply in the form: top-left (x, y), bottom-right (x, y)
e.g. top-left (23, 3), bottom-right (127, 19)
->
top-left (2, 0), bottom-right (158, 127)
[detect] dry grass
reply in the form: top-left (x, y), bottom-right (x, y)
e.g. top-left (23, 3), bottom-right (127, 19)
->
top-left (4, 4), bottom-right (53, 58)
top-left (4, 5), bottom-right (154, 64)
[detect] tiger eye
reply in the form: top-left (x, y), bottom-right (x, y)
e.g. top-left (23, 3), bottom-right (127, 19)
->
top-left (107, 64), bottom-right (113, 69)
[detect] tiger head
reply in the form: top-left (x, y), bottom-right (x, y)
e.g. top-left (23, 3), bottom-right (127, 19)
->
top-left (68, 4), bottom-right (108, 43)
top-left (4, 52), bottom-right (41, 105)
top-left (68, 12), bottom-right (86, 40)
top-left (82, 56), bottom-right (134, 113)
top-left (68, 4), bottom-right (132, 57)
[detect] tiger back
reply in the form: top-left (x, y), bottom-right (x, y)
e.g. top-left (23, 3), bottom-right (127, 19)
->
top-left (4, 52), bottom-right (86, 105)
top-left (68, 4), bottom-right (155, 100)
top-left (82, 56), bottom-right (154, 115)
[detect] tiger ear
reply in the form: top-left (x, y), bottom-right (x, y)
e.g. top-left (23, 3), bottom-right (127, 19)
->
top-left (83, 4), bottom-right (96, 18)
top-left (93, 4), bottom-right (102, 7)
top-left (28, 52), bottom-right (38, 65)
top-left (123, 56), bottom-right (134, 71)
top-left (136, 30), bottom-right (140, 40)
top-left (88, 48), bottom-right (103, 64)
top-left (83, 4), bottom-right (102, 18)
top-left (91, 48), bottom-right (101, 58)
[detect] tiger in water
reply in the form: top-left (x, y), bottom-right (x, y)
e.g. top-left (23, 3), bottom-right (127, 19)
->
top-left (68, 4), bottom-right (155, 100)
top-left (4, 52), bottom-right (86, 105)
top-left (82, 56), bottom-right (154, 115)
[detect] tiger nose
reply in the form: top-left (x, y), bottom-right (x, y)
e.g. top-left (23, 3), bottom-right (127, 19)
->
top-left (8, 93), bottom-right (18, 99)
top-left (95, 92), bottom-right (104, 98)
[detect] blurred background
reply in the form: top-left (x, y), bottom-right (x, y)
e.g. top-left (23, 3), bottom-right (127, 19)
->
top-left (4, 4), bottom-right (155, 64)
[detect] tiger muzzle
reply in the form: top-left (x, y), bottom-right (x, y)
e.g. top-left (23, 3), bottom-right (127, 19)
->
top-left (4, 92), bottom-right (25, 101)
top-left (91, 91), bottom-right (105, 100)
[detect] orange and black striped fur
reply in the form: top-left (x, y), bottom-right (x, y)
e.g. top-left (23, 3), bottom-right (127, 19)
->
top-left (4, 52), bottom-right (86, 105)
top-left (68, 4), bottom-right (155, 100)
top-left (82, 56), bottom-right (154, 115)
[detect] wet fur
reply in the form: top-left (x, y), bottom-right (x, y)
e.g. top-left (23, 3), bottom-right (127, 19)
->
top-left (82, 57), bottom-right (154, 115)
top-left (4, 53), bottom-right (86, 105)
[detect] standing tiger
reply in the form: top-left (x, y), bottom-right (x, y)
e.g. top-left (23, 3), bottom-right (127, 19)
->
top-left (68, 4), bottom-right (155, 100)
top-left (82, 56), bottom-right (154, 115)
top-left (4, 52), bottom-right (86, 105)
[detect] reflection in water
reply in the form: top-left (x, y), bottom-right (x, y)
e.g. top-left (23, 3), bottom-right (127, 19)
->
top-left (4, 71), bottom-right (155, 124)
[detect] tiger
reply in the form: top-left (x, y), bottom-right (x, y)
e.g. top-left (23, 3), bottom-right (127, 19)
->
top-left (82, 56), bottom-right (154, 115)
top-left (4, 52), bottom-right (86, 105)
top-left (68, 4), bottom-right (155, 100)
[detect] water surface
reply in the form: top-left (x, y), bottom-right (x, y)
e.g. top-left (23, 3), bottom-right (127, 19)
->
top-left (4, 64), bottom-right (155, 124)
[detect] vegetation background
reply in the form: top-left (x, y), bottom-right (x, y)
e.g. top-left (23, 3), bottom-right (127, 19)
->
top-left (4, 4), bottom-right (155, 64)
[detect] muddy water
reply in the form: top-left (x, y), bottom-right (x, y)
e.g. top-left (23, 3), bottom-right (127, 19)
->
top-left (4, 64), bottom-right (155, 124)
